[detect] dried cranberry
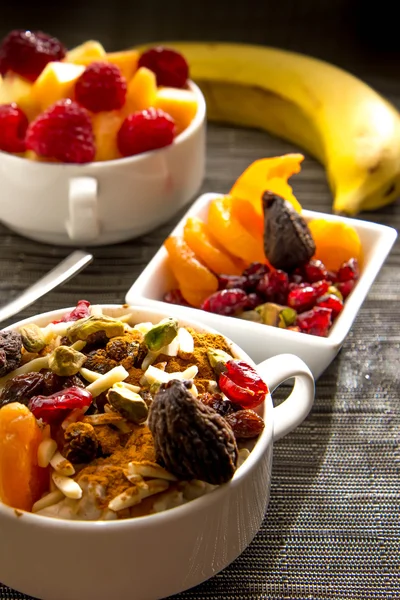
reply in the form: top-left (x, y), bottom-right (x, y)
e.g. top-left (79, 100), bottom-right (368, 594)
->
top-left (327, 270), bottom-right (338, 283)
top-left (52, 299), bottom-right (91, 324)
top-left (316, 294), bottom-right (344, 318)
top-left (0, 103), bottom-right (29, 153)
top-left (201, 289), bottom-right (248, 316)
top-left (256, 269), bottom-right (289, 304)
top-left (336, 279), bottom-right (356, 299)
top-left (296, 307), bottom-right (332, 337)
top-left (246, 293), bottom-right (264, 310)
top-left (163, 289), bottom-right (191, 306)
top-left (28, 386), bottom-right (93, 423)
top-left (311, 279), bottom-right (330, 297)
top-left (242, 262), bottom-right (270, 290)
top-left (289, 273), bottom-right (304, 285)
top-left (287, 286), bottom-right (318, 312)
top-left (0, 29), bottom-right (66, 81)
top-left (219, 360), bottom-right (268, 409)
top-left (288, 282), bottom-right (307, 292)
top-left (138, 46), bottom-right (189, 88)
top-left (337, 258), bottom-right (359, 282)
top-left (218, 274), bottom-right (247, 290)
top-left (117, 108), bottom-right (175, 157)
top-left (301, 259), bottom-right (328, 283)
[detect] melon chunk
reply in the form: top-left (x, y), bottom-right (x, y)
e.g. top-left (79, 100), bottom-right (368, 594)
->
top-left (155, 87), bottom-right (198, 134)
top-left (91, 110), bottom-right (124, 161)
top-left (0, 74), bottom-right (40, 121)
top-left (125, 66), bottom-right (157, 113)
top-left (106, 49), bottom-right (139, 81)
top-left (32, 62), bottom-right (85, 110)
top-left (66, 40), bottom-right (106, 65)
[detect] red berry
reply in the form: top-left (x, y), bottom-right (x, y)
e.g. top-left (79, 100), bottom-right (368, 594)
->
top-left (246, 293), bottom-right (264, 310)
top-left (0, 29), bottom-right (66, 82)
top-left (311, 279), bottom-right (330, 297)
top-left (0, 103), bottom-right (28, 152)
top-left (75, 61), bottom-right (127, 112)
top-left (287, 285), bottom-right (318, 312)
top-left (336, 279), bottom-right (356, 299)
top-left (218, 274), bottom-right (247, 290)
top-left (316, 294), bottom-right (344, 318)
top-left (218, 360), bottom-right (268, 409)
top-left (138, 46), bottom-right (189, 88)
top-left (257, 269), bottom-right (289, 304)
top-left (327, 270), bottom-right (337, 283)
top-left (26, 99), bottom-right (95, 164)
top-left (301, 259), bottom-right (328, 283)
top-left (201, 288), bottom-right (248, 316)
top-left (337, 258), bottom-right (360, 282)
top-left (28, 386), bottom-right (93, 424)
top-left (163, 289), bottom-right (191, 306)
top-left (242, 262), bottom-right (270, 290)
top-left (296, 307), bottom-right (332, 337)
top-left (117, 108), bottom-right (175, 157)
top-left (52, 300), bottom-right (91, 324)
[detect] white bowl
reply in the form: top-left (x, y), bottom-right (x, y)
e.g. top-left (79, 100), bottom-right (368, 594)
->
top-left (125, 193), bottom-right (398, 379)
top-left (0, 82), bottom-right (206, 246)
top-left (0, 304), bottom-right (314, 600)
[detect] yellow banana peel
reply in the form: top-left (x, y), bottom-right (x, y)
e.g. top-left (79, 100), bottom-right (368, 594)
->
top-left (138, 42), bottom-right (400, 216)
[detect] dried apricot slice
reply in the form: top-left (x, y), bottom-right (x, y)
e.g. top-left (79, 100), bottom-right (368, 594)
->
top-left (207, 196), bottom-right (266, 265)
top-left (307, 219), bottom-right (362, 271)
top-left (164, 236), bottom-right (218, 307)
top-left (230, 196), bottom-right (264, 238)
top-left (0, 403), bottom-right (48, 511)
top-left (230, 154), bottom-right (304, 214)
top-left (183, 217), bottom-right (243, 275)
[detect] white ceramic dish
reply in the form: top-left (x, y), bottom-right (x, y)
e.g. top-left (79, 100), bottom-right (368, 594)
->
top-left (0, 304), bottom-right (314, 600)
top-left (0, 82), bottom-right (206, 247)
top-left (126, 192), bottom-right (398, 379)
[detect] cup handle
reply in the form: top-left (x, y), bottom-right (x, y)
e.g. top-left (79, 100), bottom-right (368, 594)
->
top-left (66, 177), bottom-right (99, 242)
top-left (255, 353), bottom-right (315, 441)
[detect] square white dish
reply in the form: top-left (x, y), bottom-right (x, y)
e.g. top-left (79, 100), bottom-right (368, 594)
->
top-left (126, 193), bottom-right (397, 379)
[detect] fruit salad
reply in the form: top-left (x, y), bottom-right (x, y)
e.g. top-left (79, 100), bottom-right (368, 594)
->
top-left (0, 30), bottom-right (198, 163)
top-left (163, 154), bottom-right (363, 337)
top-left (0, 303), bottom-right (267, 520)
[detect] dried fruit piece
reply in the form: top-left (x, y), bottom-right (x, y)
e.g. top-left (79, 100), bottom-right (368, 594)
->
top-left (337, 258), bottom-right (360, 282)
top-left (63, 421), bottom-right (99, 464)
top-left (26, 99), bottom-right (95, 163)
top-left (138, 46), bottom-right (189, 88)
top-left (149, 379), bottom-right (238, 485)
top-left (301, 259), bottom-right (328, 283)
top-left (296, 307), bottom-right (332, 337)
top-left (198, 392), bottom-right (237, 416)
top-left (336, 279), bottom-right (355, 299)
top-left (0, 29), bottom-right (66, 82)
top-left (144, 318), bottom-right (178, 352)
top-left (67, 315), bottom-right (125, 343)
top-left (307, 219), bottom-right (362, 271)
top-left (163, 289), bottom-right (191, 306)
top-left (117, 108), bottom-right (175, 157)
top-left (316, 294), bottom-right (344, 318)
top-left (225, 409), bottom-right (265, 439)
top-left (242, 262), bottom-right (271, 291)
top-left (230, 196), bottom-right (265, 239)
top-left (19, 323), bottom-right (46, 353)
top-left (0, 330), bottom-right (22, 377)
top-left (287, 286), bottom-right (318, 313)
top-left (219, 360), bottom-right (268, 409)
top-left (52, 299), bottom-right (91, 324)
top-left (28, 386), bottom-right (93, 424)
top-left (0, 372), bottom-right (44, 408)
top-left (262, 192), bottom-right (315, 271)
top-left (256, 269), bottom-right (289, 304)
top-left (0, 402), bottom-right (48, 511)
top-left (0, 103), bottom-right (28, 153)
top-left (201, 289), bottom-right (248, 317)
top-left (75, 61), bottom-right (127, 112)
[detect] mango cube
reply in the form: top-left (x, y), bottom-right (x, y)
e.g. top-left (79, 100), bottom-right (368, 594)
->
top-left (91, 111), bottom-right (125, 162)
top-left (106, 49), bottom-right (139, 81)
top-left (66, 41), bottom-right (106, 66)
top-left (31, 62), bottom-right (85, 110)
top-left (0, 74), bottom-right (40, 121)
top-left (125, 67), bottom-right (157, 113)
top-left (155, 87), bottom-right (198, 134)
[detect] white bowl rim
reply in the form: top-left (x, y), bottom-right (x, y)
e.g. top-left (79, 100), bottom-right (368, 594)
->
top-left (0, 80), bottom-right (206, 167)
top-left (0, 303), bottom-right (272, 530)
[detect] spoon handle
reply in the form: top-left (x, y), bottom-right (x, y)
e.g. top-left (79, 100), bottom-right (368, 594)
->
top-left (0, 251), bottom-right (93, 325)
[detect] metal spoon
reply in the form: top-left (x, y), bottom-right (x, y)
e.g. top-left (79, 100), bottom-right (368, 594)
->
top-left (0, 250), bottom-right (93, 325)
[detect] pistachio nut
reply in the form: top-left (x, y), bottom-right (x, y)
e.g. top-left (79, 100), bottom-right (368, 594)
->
top-left (207, 348), bottom-right (233, 377)
top-left (328, 285), bottom-right (343, 301)
top-left (107, 382), bottom-right (149, 423)
top-left (255, 303), bottom-right (297, 328)
top-left (144, 318), bottom-right (179, 352)
top-left (19, 323), bottom-right (46, 353)
top-left (48, 345), bottom-right (87, 376)
top-left (67, 315), bottom-right (125, 343)
top-left (238, 310), bottom-right (263, 323)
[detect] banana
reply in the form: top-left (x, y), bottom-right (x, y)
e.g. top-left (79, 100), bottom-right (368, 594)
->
top-left (140, 42), bottom-right (400, 215)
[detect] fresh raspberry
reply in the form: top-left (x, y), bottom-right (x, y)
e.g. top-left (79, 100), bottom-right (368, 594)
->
top-left (26, 99), bottom-right (95, 164)
top-left (0, 29), bottom-right (66, 82)
top-left (117, 108), bottom-right (175, 157)
top-left (138, 46), bottom-right (189, 88)
top-left (0, 103), bottom-right (28, 153)
top-left (75, 62), bottom-right (127, 112)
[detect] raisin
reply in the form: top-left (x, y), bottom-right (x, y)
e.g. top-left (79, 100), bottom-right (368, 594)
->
top-left (262, 192), bottom-right (315, 271)
top-left (106, 337), bottom-right (141, 362)
top-left (63, 421), bottom-right (99, 464)
top-left (225, 409), bottom-right (265, 439)
top-left (198, 392), bottom-right (238, 416)
top-left (41, 370), bottom-right (86, 396)
top-left (0, 372), bottom-right (44, 407)
top-left (0, 331), bottom-right (22, 377)
top-left (149, 380), bottom-right (238, 485)
top-left (139, 389), bottom-right (154, 408)
top-left (84, 349), bottom-right (117, 374)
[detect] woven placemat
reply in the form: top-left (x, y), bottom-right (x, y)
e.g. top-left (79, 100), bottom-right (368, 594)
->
top-left (0, 80), bottom-right (399, 598)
